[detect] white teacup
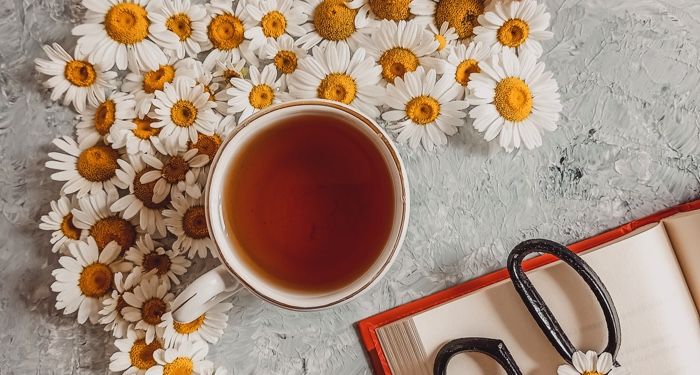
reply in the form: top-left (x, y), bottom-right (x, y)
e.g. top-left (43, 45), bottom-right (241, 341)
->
top-left (172, 99), bottom-right (410, 322)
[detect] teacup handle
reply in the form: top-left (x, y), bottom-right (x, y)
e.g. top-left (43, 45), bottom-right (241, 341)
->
top-left (171, 265), bottom-right (243, 322)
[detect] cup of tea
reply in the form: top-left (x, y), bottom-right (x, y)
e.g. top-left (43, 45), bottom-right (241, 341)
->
top-left (172, 99), bottom-right (410, 322)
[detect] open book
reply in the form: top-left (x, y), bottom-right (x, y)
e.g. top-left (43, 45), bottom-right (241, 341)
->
top-left (357, 201), bottom-right (700, 375)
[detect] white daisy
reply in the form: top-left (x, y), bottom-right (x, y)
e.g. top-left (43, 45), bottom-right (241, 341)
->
top-left (163, 196), bottom-right (215, 259)
top-left (287, 42), bottom-right (384, 119)
top-left (557, 351), bottom-right (626, 375)
top-left (72, 190), bottom-right (140, 254)
top-left (51, 237), bottom-right (131, 324)
top-left (73, 0), bottom-right (179, 71)
top-left (226, 64), bottom-right (282, 122)
top-left (366, 20), bottom-right (439, 84)
top-left (99, 266), bottom-right (152, 338)
top-left (111, 115), bottom-right (168, 156)
top-left (39, 195), bottom-right (85, 254)
top-left (347, 0), bottom-right (428, 25)
top-left (202, 0), bottom-right (259, 70)
top-left (146, 340), bottom-right (213, 375)
top-left (474, 0), bottom-right (553, 58)
top-left (122, 57), bottom-right (196, 119)
top-left (211, 56), bottom-right (248, 86)
top-left (123, 275), bottom-right (174, 344)
top-left (382, 66), bottom-right (469, 150)
top-left (159, 301), bottom-right (232, 349)
top-left (428, 21), bottom-right (458, 58)
top-left (178, 59), bottom-right (225, 114)
top-left (187, 116), bottom-right (233, 166)
top-left (111, 156), bottom-right (170, 237)
top-left (443, 41), bottom-right (490, 99)
top-left (243, 0), bottom-right (307, 54)
top-left (261, 35), bottom-right (308, 90)
top-left (45, 136), bottom-right (128, 199)
top-left (149, 0), bottom-right (209, 59)
top-left (411, 0), bottom-right (487, 40)
top-left (139, 146), bottom-right (208, 204)
top-left (468, 50), bottom-right (562, 152)
top-left (151, 77), bottom-right (219, 148)
top-left (125, 234), bottom-right (191, 289)
top-left (294, 0), bottom-right (372, 51)
top-left (34, 43), bottom-right (117, 112)
top-left (77, 91), bottom-right (136, 146)
top-left (110, 327), bottom-right (163, 374)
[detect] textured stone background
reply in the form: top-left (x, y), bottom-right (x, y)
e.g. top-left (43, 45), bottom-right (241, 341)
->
top-left (1, 0), bottom-right (700, 374)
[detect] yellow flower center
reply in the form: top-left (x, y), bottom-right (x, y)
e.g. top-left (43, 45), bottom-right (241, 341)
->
top-left (173, 314), bottom-right (206, 334)
top-left (64, 60), bottom-right (97, 87)
top-left (143, 253), bottom-right (172, 276)
top-left (455, 58), bottom-right (480, 86)
top-left (208, 13), bottom-right (245, 51)
top-left (434, 0), bottom-right (485, 39)
top-left (582, 372), bottom-right (604, 375)
top-left (170, 100), bottom-right (198, 127)
top-left (94, 100), bottom-right (116, 135)
top-left (435, 34), bottom-right (447, 51)
top-left (162, 156), bottom-right (189, 183)
top-left (166, 13), bottom-right (193, 41)
top-left (317, 73), bottom-right (357, 104)
top-left (274, 50), bottom-right (298, 74)
top-left (248, 84), bottom-right (275, 110)
top-left (142, 297), bottom-right (167, 325)
top-left (188, 133), bottom-right (222, 161)
top-left (129, 339), bottom-right (161, 370)
top-left (368, 0), bottom-right (410, 21)
top-left (379, 47), bottom-right (419, 82)
top-left (134, 168), bottom-right (170, 209)
top-left (76, 145), bottom-right (119, 182)
top-left (261, 11), bottom-right (287, 38)
top-left (163, 357), bottom-right (193, 375)
top-left (143, 65), bottom-right (176, 94)
top-left (79, 263), bottom-right (113, 298)
top-left (182, 206), bottom-right (209, 239)
top-left (104, 3), bottom-right (150, 45)
top-left (313, 0), bottom-right (357, 41)
top-left (223, 69), bottom-right (241, 81)
top-left (132, 116), bottom-right (160, 139)
top-left (61, 213), bottom-right (81, 240)
top-left (90, 216), bottom-right (137, 253)
top-left (405, 96), bottom-right (441, 125)
top-left (494, 77), bottom-right (533, 122)
top-left (497, 18), bottom-right (529, 48)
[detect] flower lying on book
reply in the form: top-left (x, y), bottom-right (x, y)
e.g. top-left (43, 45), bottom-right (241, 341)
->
top-left (557, 351), bottom-right (627, 375)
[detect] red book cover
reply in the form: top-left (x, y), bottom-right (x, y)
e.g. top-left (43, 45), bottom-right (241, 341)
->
top-left (356, 199), bottom-right (700, 375)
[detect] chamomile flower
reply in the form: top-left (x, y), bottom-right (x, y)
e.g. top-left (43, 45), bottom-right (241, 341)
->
top-left (211, 56), bottom-right (248, 86)
top-left (139, 146), bottom-right (208, 204)
top-left (149, 0), bottom-right (209, 59)
top-left (412, 0), bottom-right (487, 40)
top-left (159, 301), bottom-right (232, 348)
top-left (123, 275), bottom-right (174, 343)
top-left (428, 21), bottom-right (458, 58)
top-left (111, 115), bottom-right (168, 156)
top-left (244, 0), bottom-right (307, 54)
top-left (366, 20), bottom-right (439, 84)
top-left (468, 50), bottom-right (561, 152)
top-left (226, 64), bottom-right (282, 122)
top-left (45, 136), bottom-right (128, 199)
top-left (557, 351), bottom-right (626, 375)
top-left (261, 35), bottom-right (308, 90)
top-left (295, 0), bottom-right (372, 51)
top-left (122, 57), bottom-right (196, 118)
top-left (474, 0), bottom-right (553, 58)
top-left (111, 156), bottom-right (170, 237)
top-left (125, 234), bottom-right (191, 288)
top-left (40, 195), bottom-right (85, 254)
top-left (77, 91), bottom-right (136, 145)
top-left (287, 42), bottom-right (384, 119)
top-left (443, 41), bottom-right (490, 99)
top-left (72, 191), bottom-right (140, 254)
top-left (100, 267), bottom-right (151, 338)
top-left (51, 237), bottom-right (131, 324)
top-left (34, 43), bottom-right (117, 112)
top-left (382, 66), bottom-right (469, 150)
top-left (187, 116), bottom-right (233, 165)
top-left (163, 196), bottom-right (215, 259)
top-left (150, 77), bottom-right (219, 148)
top-left (73, 0), bottom-right (179, 72)
top-left (146, 340), bottom-right (213, 375)
top-left (347, 0), bottom-right (426, 24)
top-left (110, 328), bottom-right (163, 374)
top-left (202, 0), bottom-right (259, 70)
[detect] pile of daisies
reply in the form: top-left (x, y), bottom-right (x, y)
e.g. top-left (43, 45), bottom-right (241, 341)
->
top-left (37, 0), bottom-right (561, 373)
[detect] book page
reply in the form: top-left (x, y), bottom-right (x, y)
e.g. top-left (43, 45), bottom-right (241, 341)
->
top-left (381, 224), bottom-right (700, 375)
top-left (663, 211), bottom-right (700, 312)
